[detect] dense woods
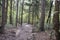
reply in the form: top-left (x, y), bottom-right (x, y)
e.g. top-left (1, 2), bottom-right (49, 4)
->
top-left (0, 0), bottom-right (60, 40)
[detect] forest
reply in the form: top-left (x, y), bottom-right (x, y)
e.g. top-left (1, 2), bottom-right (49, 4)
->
top-left (0, 0), bottom-right (60, 40)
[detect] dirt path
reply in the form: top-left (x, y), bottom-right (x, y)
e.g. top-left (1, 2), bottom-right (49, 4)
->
top-left (16, 24), bottom-right (33, 40)
top-left (0, 23), bottom-right (56, 40)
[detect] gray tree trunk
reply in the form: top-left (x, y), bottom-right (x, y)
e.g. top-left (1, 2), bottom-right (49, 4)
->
top-left (21, 0), bottom-right (24, 26)
top-left (28, 6), bottom-right (30, 24)
top-left (53, 0), bottom-right (60, 40)
top-left (5, 0), bottom-right (8, 24)
top-left (16, 0), bottom-right (19, 26)
top-left (10, 0), bottom-right (13, 24)
top-left (0, 0), bottom-right (6, 33)
top-left (39, 0), bottom-right (45, 31)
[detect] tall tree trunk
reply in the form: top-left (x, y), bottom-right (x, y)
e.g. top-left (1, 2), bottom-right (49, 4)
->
top-left (47, 1), bottom-right (53, 23)
top-left (28, 6), bottom-right (30, 24)
top-left (5, 0), bottom-right (8, 24)
top-left (19, 8), bottom-right (21, 24)
top-left (10, 0), bottom-right (13, 24)
top-left (32, 2), bottom-right (35, 25)
top-left (53, 0), bottom-right (60, 40)
top-left (16, 0), bottom-right (19, 26)
top-left (39, 0), bottom-right (45, 31)
top-left (32, 9), bottom-right (34, 25)
top-left (0, 0), bottom-right (5, 33)
top-left (21, 0), bottom-right (24, 26)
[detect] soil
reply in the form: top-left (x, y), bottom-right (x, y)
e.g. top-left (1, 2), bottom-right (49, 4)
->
top-left (0, 23), bottom-right (56, 40)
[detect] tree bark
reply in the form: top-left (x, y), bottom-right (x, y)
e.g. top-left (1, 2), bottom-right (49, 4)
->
top-left (5, 0), bottom-right (8, 24)
top-left (0, 0), bottom-right (6, 33)
top-left (28, 6), bottom-right (30, 24)
top-left (32, 2), bottom-right (35, 25)
top-left (16, 0), bottom-right (19, 26)
top-left (10, 0), bottom-right (13, 24)
top-left (19, 8), bottom-right (21, 24)
top-left (53, 0), bottom-right (60, 40)
top-left (21, 0), bottom-right (24, 26)
top-left (39, 0), bottom-right (45, 31)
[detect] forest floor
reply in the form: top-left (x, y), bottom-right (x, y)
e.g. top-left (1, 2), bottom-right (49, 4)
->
top-left (0, 23), bottom-right (56, 40)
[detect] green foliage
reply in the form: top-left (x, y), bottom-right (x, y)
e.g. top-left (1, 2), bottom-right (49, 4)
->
top-left (0, 0), bottom-right (55, 30)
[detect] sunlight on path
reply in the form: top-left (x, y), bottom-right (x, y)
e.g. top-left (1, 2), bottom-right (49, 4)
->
top-left (16, 23), bottom-right (34, 40)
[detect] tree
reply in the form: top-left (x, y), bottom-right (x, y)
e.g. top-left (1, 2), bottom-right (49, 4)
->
top-left (53, 0), bottom-right (60, 40)
top-left (16, 0), bottom-right (19, 26)
top-left (21, 0), bottom-right (24, 26)
top-left (28, 6), bottom-right (30, 24)
top-left (47, 0), bottom-right (53, 23)
top-left (10, 0), bottom-right (13, 24)
top-left (39, 0), bottom-right (46, 31)
top-left (5, 0), bottom-right (8, 24)
top-left (33, 0), bottom-right (40, 26)
top-left (19, 6), bottom-right (21, 24)
top-left (0, 0), bottom-right (6, 33)
top-left (32, 1), bottom-right (35, 25)
top-left (0, 3), bottom-right (2, 6)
